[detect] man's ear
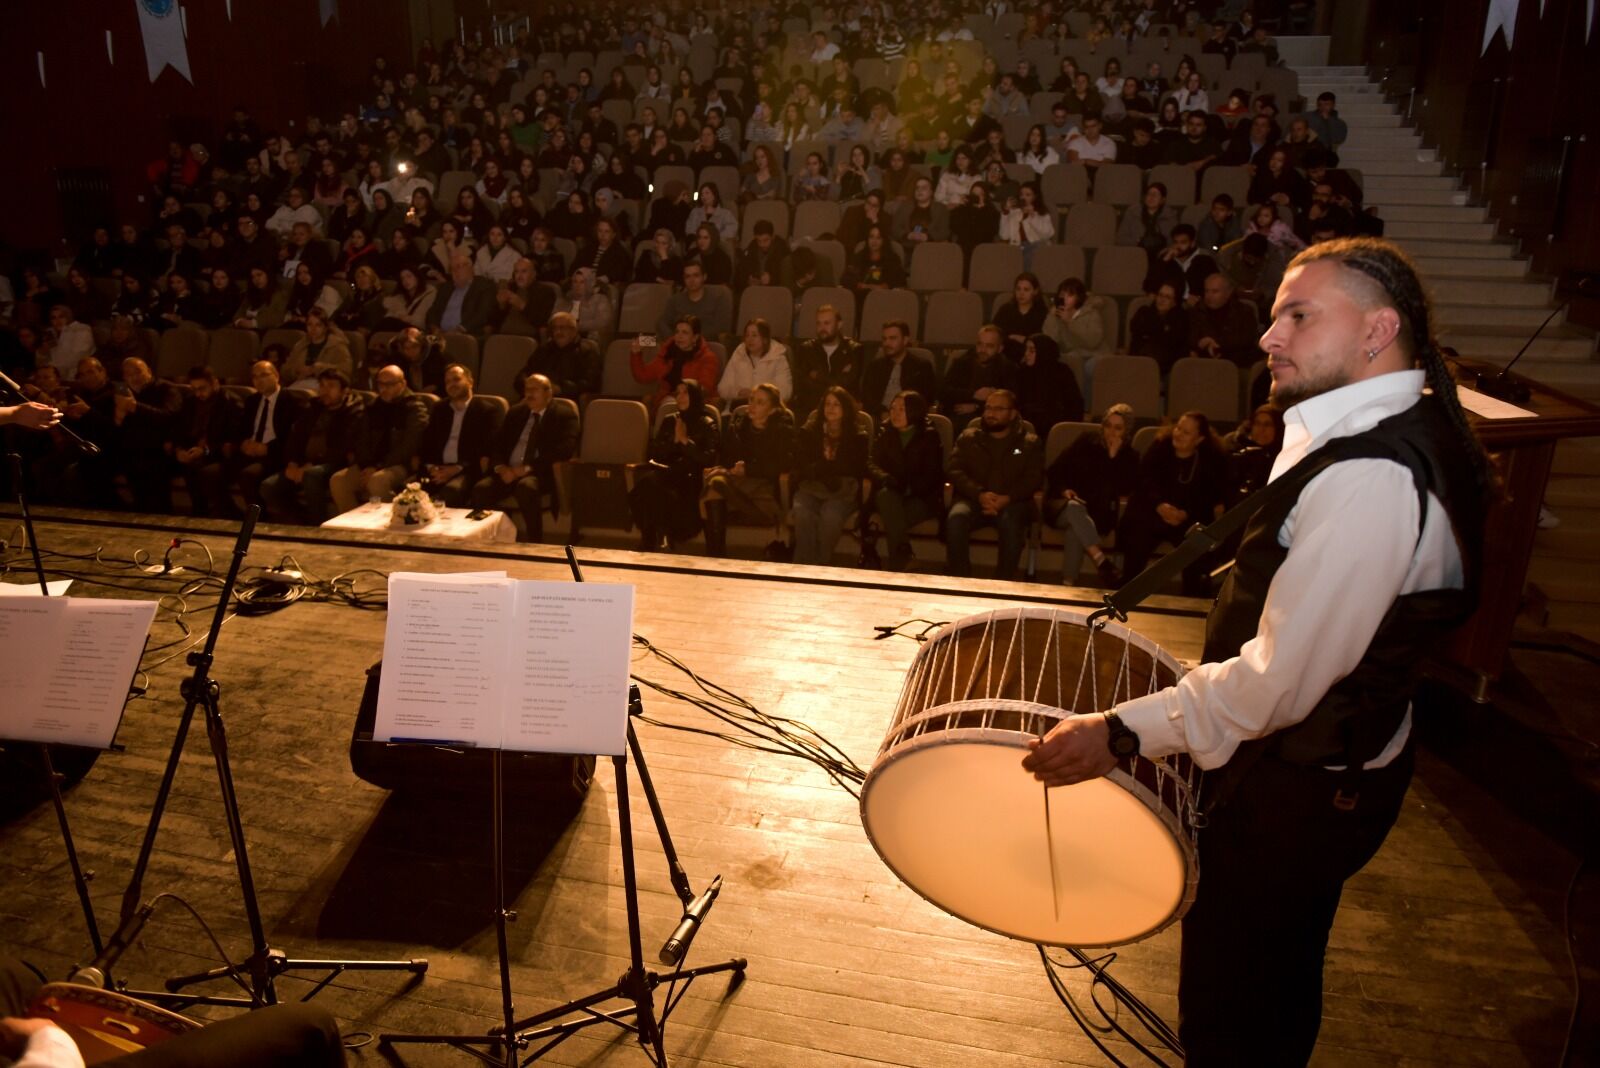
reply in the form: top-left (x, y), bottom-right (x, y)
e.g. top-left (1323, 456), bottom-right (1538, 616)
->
top-left (1364, 305), bottom-right (1403, 357)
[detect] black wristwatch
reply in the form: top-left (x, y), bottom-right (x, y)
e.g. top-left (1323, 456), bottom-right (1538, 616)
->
top-left (1104, 710), bottom-right (1140, 759)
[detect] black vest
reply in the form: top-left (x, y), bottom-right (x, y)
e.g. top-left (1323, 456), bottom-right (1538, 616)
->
top-left (1201, 394), bottom-right (1486, 807)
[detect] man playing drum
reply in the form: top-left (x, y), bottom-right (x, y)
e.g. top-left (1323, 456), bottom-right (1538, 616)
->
top-left (1023, 238), bottom-right (1491, 1066)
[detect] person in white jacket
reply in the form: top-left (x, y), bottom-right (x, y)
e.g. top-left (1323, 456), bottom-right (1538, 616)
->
top-left (265, 187), bottom-right (322, 238)
top-left (1000, 183), bottom-right (1056, 269)
top-left (718, 318), bottom-right (794, 408)
top-left (473, 225), bottom-right (521, 282)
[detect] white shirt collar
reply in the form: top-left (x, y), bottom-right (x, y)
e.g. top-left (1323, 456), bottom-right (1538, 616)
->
top-left (1273, 370), bottom-right (1424, 480)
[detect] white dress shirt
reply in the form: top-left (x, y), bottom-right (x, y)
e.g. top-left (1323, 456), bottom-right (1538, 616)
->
top-left (16, 1024), bottom-right (85, 1068)
top-left (1117, 371), bottom-right (1463, 770)
top-left (254, 388), bottom-right (281, 446)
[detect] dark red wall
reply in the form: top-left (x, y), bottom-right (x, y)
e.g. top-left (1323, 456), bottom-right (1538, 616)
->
top-left (0, 0), bottom-right (415, 256)
top-left (1364, 0), bottom-right (1600, 328)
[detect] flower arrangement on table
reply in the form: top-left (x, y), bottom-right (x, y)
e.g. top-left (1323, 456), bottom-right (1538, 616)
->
top-left (388, 482), bottom-right (439, 527)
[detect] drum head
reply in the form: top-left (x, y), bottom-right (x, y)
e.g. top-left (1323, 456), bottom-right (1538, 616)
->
top-left (863, 733), bottom-right (1189, 947)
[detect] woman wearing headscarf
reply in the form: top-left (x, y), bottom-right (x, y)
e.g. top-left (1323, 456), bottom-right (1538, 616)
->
top-left (628, 377), bottom-right (719, 550)
top-left (1015, 332), bottom-right (1085, 435)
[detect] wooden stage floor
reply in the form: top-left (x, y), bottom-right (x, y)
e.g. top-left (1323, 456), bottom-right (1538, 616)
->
top-left (0, 510), bottom-right (1586, 1067)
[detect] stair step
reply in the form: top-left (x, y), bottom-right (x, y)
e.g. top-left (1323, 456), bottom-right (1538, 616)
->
top-left (1529, 558), bottom-right (1600, 604)
top-left (1350, 159), bottom-right (1446, 177)
top-left (1361, 174), bottom-right (1461, 192)
top-left (1432, 279), bottom-right (1551, 306)
top-left (1381, 204), bottom-right (1488, 223)
top-left (1543, 602), bottom-right (1600, 644)
top-left (1300, 83), bottom-right (1385, 95)
top-left (1384, 219), bottom-right (1499, 241)
top-left (1435, 303), bottom-right (1564, 329)
top-left (1412, 256), bottom-right (1529, 280)
top-left (1393, 239), bottom-right (1518, 259)
top-left (1552, 441), bottom-right (1600, 476)
top-left (1534, 525), bottom-right (1600, 561)
top-left (1439, 334), bottom-right (1596, 362)
top-left (1544, 473), bottom-right (1600, 510)
top-left (1341, 112), bottom-right (1406, 127)
top-left (1339, 146), bottom-right (1438, 163)
top-left (1365, 187), bottom-right (1473, 206)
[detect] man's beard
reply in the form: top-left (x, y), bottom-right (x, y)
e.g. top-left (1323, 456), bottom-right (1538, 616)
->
top-left (981, 415), bottom-right (1008, 433)
top-left (1270, 365), bottom-right (1352, 409)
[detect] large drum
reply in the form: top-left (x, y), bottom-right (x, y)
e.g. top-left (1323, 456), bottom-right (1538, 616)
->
top-left (861, 607), bottom-right (1201, 947)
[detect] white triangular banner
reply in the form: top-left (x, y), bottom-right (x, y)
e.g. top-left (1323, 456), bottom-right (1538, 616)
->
top-left (1589, 0), bottom-right (1596, 39)
top-left (135, 0), bottom-right (191, 83)
top-left (1482, 0), bottom-right (1520, 52)
top-left (320, 0), bottom-right (338, 26)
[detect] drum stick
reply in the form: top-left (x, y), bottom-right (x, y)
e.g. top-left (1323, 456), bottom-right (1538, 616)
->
top-left (1042, 777), bottom-right (1061, 922)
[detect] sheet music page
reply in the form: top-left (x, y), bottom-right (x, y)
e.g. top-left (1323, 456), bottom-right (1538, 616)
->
top-left (374, 572), bottom-right (512, 746)
top-left (0, 597), bottom-right (157, 749)
top-left (503, 581), bottom-right (635, 756)
top-left (1457, 384), bottom-right (1537, 421)
top-left (0, 579), bottom-right (74, 597)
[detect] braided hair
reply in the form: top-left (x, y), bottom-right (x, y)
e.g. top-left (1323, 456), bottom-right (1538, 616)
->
top-left (1288, 237), bottom-right (1496, 498)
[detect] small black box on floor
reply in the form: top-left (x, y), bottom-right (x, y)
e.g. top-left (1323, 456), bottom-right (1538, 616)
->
top-left (349, 661), bottom-right (595, 807)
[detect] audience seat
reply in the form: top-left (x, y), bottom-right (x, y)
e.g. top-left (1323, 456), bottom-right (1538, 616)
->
top-left (1032, 244), bottom-right (1089, 293)
top-left (1133, 425), bottom-right (1160, 453)
top-left (480, 335), bottom-right (537, 401)
top-left (698, 165), bottom-right (741, 202)
top-left (1041, 163), bottom-right (1090, 212)
top-left (1167, 357), bottom-right (1242, 422)
top-left (967, 244), bottom-right (1026, 293)
top-left (618, 283), bottom-right (673, 335)
top-left (1090, 164), bottom-right (1143, 207)
top-left (601, 339), bottom-right (652, 397)
top-left (207, 328), bottom-right (260, 384)
top-left (794, 286), bottom-right (858, 339)
top-left (858, 288), bottom-right (921, 345)
top-left (155, 326), bottom-right (208, 381)
top-left (1148, 163), bottom-right (1200, 207)
top-left (1090, 355), bottom-right (1162, 421)
top-left (796, 238), bottom-right (845, 283)
top-left (1062, 203), bottom-right (1118, 248)
top-left (1200, 165), bottom-right (1251, 209)
top-left (737, 285), bottom-right (796, 336)
top-left (907, 242), bottom-right (965, 292)
top-left (438, 170), bottom-right (477, 211)
top-left (1090, 246), bottom-right (1149, 298)
top-left (793, 201), bottom-right (843, 241)
top-left (741, 199), bottom-right (791, 241)
top-left (261, 327), bottom-right (306, 355)
top-left (563, 398), bottom-right (648, 539)
top-left (441, 332), bottom-right (480, 378)
top-left (922, 290), bottom-right (985, 349)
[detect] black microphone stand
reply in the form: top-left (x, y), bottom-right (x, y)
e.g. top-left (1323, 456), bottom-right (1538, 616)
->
top-left (1472, 277), bottom-right (1595, 405)
top-left (0, 370), bottom-right (101, 457)
top-left (2, 451), bottom-right (104, 957)
top-left (103, 506), bottom-right (428, 1008)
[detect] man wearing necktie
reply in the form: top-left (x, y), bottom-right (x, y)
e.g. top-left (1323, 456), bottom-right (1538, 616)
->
top-left (471, 374), bottom-right (578, 542)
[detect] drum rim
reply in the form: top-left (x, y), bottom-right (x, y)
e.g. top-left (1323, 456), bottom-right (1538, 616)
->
top-left (906, 606), bottom-right (1186, 678)
top-left (860, 728), bottom-right (1200, 949)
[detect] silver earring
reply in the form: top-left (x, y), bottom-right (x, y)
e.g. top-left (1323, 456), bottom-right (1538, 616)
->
top-left (1367, 348), bottom-right (1379, 362)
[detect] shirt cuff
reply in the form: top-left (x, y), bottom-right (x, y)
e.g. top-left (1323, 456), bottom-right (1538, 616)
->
top-left (1115, 689), bottom-right (1186, 760)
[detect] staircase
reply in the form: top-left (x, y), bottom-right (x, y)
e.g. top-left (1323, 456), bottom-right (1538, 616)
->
top-left (1295, 66), bottom-right (1600, 642)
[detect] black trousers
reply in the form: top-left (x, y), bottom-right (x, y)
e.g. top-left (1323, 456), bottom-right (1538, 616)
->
top-left (1178, 747), bottom-right (1414, 1067)
top-left (0, 956), bottom-right (344, 1067)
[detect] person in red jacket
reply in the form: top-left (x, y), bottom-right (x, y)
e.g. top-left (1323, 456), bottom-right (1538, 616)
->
top-left (629, 314), bottom-right (722, 413)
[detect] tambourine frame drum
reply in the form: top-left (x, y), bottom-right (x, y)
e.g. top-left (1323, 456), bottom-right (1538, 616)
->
top-left (861, 607), bottom-right (1201, 948)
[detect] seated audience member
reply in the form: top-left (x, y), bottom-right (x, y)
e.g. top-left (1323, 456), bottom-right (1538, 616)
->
top-left (999, 182), bottom-right (1055, 267)
top-left (280, 221), bottom-right (334, 279)
top-left (234, 266), bottom-right (289, 329)
top-left (789, 385), bottom-right (870, 565)
top-left (684, 182), bottom-right (738, 242)
top-left (153, 271), bottom-right (202, 331)
top-left (0, 953), bottom-right (346, 1068)
top-left (1249, 148), bottom-right (1310, 214)
top-left (418, 362), bottom-right (503, 506)
top-left (385, 325), bottom-right (448, 393)
top-left (1163, 109), bottom-right (1222, 175)
top-left (110, 273), bottom-right (156, 325)
top-left (635, 229), bottom-right (685, 286)
top-left (1218, 233), bottom-right (1290, 314)
top-left (92, 319), bottom-right (153, 381)
top-left (861, 320), bottom-right (938, 417)
top-left (574, 216), bottom-right (633, 288)
top-left (116, 356), bottom-right (184, 513)
top-left (1129, 281), bottom-right (1190, 374)
top-left (472, 373), bottom-right (578, 542)
top-left (1197, 194), bottom-right (1244, 251)
top-left (1115, 410), bottom-right (1228, 594)
top-left (523, 312), bottom-right (602, 400)
top-left (1064, 114), bottom-right (1117, 169)
top-left (1016, 332), bottom-right (1085, 432)
top-left (164, 364), bottom-right (245, 519)
top-left (1222, 402), bottom-right (1286, 502)
top-left (495, 257), bottom-right (555, 337)
top-left (260, 368), bottom-right (365, 523)
top-left (281, 262), bottom-right (341, 326)
top-left (1042, 278), bottom-right (1111, 361)
top-left (945, 389), bottom-right (1043, 581)
top-left (284, 308), bottom-right (354, 386)
top-left (1305, 92), bottom-right (1349, 148)
top-left (992, 272), bottom-right (1048, 362)
top-left (655, 261), bottom-right (732, 339)
top-left (843, 225), bottom-right (906, 293)
top-left (630, 314), bottom-right (722, 413)
top-left (1188, 273), bottom-right (1263, 367)
top-left (223, 359), bottom-right (299, 513)
top-left (38, 304), bottom-right (96, 375)
top-left (940, 325), bottom-right (1019, 423)
top-left (892, 178), bottom-right (952, 246)
top-left (684, 224), bottom-right (735, 286)
top-left (265, 186), bottom-right (321, 238)
top-left (553, 267), bottom-right (616, 341)
top-left (42, 357), bottom-right (120, 506)
top-left (792, 304), bottom-right (866, 418)
top-left (949, 182), bottom-right (1000, 256)
top-left (1294, 179), bottom-right (1357, 244)
top-left (1044, 403), bottom-right (1139, 586)
top-left (1118, 182), bottom-right (1179, 259)
top-left (426, 253), bottom-right (499, 336)
top-left (474, 224), bottom-right (521, 282)
top-left (867, 389), bottom-right (945, 572)
top-left (330, 363), bottom-right (428, 511)
top-left (195, 267), bottom-right (242, 329)
top-left (701, 382), bottom-right (797, 556)
top-left (1148, 224), bottom-right (1220, 304)
top-left (719, 318), bottom-right (794, 408)
top-left (838, 191), bottom-right (892, 254)
top-left (629, 378), bottom-right (719, 549)
top-left (733, 221), bottom-right (791, 290)
top-left (1222, 113), bottom-right (1279, 169)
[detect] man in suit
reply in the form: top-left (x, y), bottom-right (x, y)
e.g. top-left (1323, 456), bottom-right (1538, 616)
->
top-left (791, 303), bottom-right (866, 418)
top-left (860, 320), bottom-right (938, 417)
top-left (218, 360), bottom-right (301, 515)
top-left (427, 253), bottom-right (500, 337)
top-left (419, 362), bottom-right (505, 506)
top-left (471, 373), bottom-right (579, 542)
top-left (171, 365), bottom-right (247, 518)
top-left (260, 368), bottom-right (365, 523)
top-left (330, 364), bottom-right (429, 512)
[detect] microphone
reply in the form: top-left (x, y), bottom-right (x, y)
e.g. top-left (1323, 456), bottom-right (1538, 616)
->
top-left (0, 369), bottom-right (101, 455)
top-left (69, 901), bottom-right (157, 988)
top-left (659, 875), bottom-right (722, 966)
top-left (1474, 275), bottom-right (1595, 404)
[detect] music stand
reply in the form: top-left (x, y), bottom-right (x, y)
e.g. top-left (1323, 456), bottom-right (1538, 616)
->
top-left (103, 506), bottom-right (428, 1008)
top-left (381, 553), bottom-right (746, 1067)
